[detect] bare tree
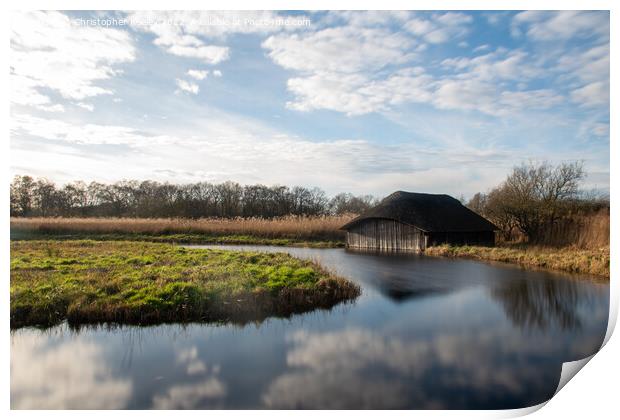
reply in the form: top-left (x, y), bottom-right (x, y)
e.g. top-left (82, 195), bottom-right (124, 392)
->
top-left (329, 193), bottom-right (378, 215)
top-left (470, 161), bottom-right (586, 243)
top-left (10, 175), bottom-right (35, 216)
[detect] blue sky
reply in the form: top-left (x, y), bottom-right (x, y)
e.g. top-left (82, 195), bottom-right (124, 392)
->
top-left (10, 10), bottom-right (609, 197)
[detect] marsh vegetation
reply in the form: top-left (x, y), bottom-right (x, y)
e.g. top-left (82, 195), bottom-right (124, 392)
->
top-left (10, 240), bottom-right (360, 328)
top-left (10, 215), bottom-right (350, 245)
top-left (426, 244), bottom-right (609, 277)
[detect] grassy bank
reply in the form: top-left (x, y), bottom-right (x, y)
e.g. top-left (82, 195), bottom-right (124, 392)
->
top-left (10, 231), bottom-right (344, 248)
top-left (426, 244), bottom-right (610, 278)
top-left (11, 216), bottom-right (351, 242)
top-left (10, 240), bottom-right (360, 328)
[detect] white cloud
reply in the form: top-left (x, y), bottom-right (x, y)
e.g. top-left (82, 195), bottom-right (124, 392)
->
top-left (39, 104), bottom-right (66, 113)
top-left (285, 68), bottom-right (435, 116)
top-left (10, 108), bottom-right (518, 197)
top-left (187, 69), bottom-right (209, 80)
top-left (272, 43), bottom-right (562, 117)
top-left (212, 70), bottom-right (222, 77)
top-left (10, 11), bottom-right (135, 112)
top-left (512, 11), bottom-right (609, 41)
top-left (127, 11), bottom-right (308, 65)
top-left (127, 11), bottom-right (229, 64)
top-left (322, 11), bottom-right (412, 29)
top-left (76, 102), bottom-right (95, 112)
top-left (555, 43), bottom-right (609, 108)
top-left (571, 82), bottom-right (609, 107)
top-left (175, 79), bottom-right (200, 95)
top-left (167, 45), bottom-right (229, 64)
top-left (129, 11), bottom-right (304, 38)
top-left (263, 14), bottom-right (567, 117)
top-left (262, 22), bottom-right (422, 116)
top-left (263, 26), bottom-right (416, 74)
top-left (11, 113), bottom-right (175, 145)
top-left (404, 12), bottom-right (472, 44)
top-left (441, 49), bottom-right (540, 81)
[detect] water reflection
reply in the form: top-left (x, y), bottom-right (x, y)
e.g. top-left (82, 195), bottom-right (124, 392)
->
top-left (261, 328), bottom-right (561, 409)
top-left (152, 347), bottom-right (226, 409)
top-left (490, 272), bottom-right (601, 332)
top-left (10, 333), bottom-right (132, 409)
top-left (10, 246), bottom-right (609, 409)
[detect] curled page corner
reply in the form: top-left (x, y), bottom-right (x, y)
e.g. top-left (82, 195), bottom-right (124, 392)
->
top-left (514, 355), bottom-right (598, 417)
top-left (503, 401), bottom-right (548, 418)
top-left (602, 300), bottom-right (617, 348)
top-left (553, 355), bottom-right (595, 397)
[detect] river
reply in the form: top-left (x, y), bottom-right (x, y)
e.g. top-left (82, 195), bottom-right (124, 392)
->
top-left (10, 245), bottom-right (609, 409)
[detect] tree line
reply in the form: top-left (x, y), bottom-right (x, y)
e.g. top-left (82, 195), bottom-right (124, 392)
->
top-left (11, 161), bottom-right (608, 245)
top-left (466, 162), bottom-right (609, 243)
top-left (10, 176), bottom-right (380, 218)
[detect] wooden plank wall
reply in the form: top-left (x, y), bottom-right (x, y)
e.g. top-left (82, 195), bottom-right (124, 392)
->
top-left (345, 218), bottom-right (424, 252)
top-left (346, 219), bottom-right (495, 252)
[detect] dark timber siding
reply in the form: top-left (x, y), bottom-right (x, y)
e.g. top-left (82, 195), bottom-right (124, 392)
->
top-left (345, 218), bottom-right (425, 252)
top-left (345, 219), bottom-right (495, 252)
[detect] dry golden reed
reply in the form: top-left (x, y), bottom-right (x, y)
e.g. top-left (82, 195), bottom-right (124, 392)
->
top-left (426, 244), bottom-right (610, 278)
top-left (536, 210), bottom-right (610, 249)
top-left (10, 215), bottom-right (355, 241)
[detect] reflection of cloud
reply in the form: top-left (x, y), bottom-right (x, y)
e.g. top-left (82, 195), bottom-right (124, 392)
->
top-left (152, 378), bottom-right (226, 409)
top-left (151, 346), bottom-right (226, 409)
top-left (263, 371), bottom-right (408, 409)
top-left (11, 334), bottom-right (132, 409)
top-left (176, 346), bottom-right (207, 375)
top-left (262, 328), bottom-right (565, 409)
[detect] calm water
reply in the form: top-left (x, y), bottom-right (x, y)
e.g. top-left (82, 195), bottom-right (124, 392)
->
top-left (11, 246), bottom-right (609, 409)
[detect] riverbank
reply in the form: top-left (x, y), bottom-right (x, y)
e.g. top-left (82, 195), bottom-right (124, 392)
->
top-left (425, 244), bottom-right (610, 278)
top-left (10, 231), bottom-right (344, 248)
top-left (10, 240), bottom-right (360, 328)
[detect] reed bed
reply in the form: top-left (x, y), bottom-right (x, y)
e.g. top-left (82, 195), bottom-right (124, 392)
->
top-left (10, 215), bottom-right (355, 242)
top-left (533, 210), bottom-right (610, 249)
top-left (426, 244), bottom-right (610, 278)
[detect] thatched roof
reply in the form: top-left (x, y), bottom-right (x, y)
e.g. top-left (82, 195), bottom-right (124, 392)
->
top-left (340, 191), bottom-right (498, 232)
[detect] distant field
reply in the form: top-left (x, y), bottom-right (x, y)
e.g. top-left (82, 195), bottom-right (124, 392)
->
top-left (10, 215), bottom-right (353, 244)
top-left (10, 240), bottom-right (360, 328)
top-left (10, 213), bottom-right (610, 277)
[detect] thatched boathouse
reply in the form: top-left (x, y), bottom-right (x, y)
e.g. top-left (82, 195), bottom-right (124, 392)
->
top-left (340, 191), bottom-right (497, 252)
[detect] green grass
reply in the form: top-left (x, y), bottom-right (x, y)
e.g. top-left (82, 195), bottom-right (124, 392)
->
top-left (425, 244), bottom-right (610, 278)
top-left (10, 240), bottom-right (360, 328)
top-left (10, 230), bottom-right (344, 248)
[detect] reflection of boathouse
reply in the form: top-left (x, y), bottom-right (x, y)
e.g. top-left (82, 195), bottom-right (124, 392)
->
top-left (340, 191), bottom-right (497, 252)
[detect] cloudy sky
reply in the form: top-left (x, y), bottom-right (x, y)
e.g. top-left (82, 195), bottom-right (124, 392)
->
top-left (10, 10), bottom-right (609, 197)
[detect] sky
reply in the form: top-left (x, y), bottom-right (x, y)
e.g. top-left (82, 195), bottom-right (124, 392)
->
top-left (9, 10), bottom-right (610, 197)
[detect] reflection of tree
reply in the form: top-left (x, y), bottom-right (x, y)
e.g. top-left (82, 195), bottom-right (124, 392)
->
top-left (491, 275), bottom-right (584, 331)
top-left (375, 273), bottom-right (445, 303)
